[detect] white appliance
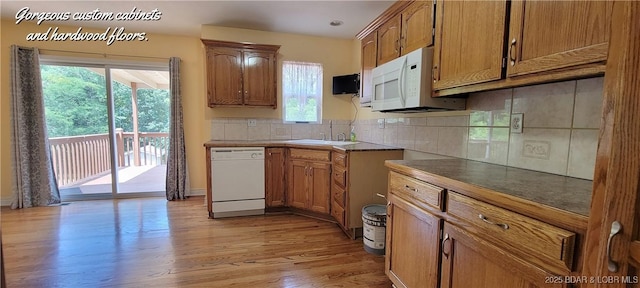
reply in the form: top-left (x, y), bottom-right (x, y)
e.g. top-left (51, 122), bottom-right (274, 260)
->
top-left (371, 47), bottom-right (466, 112)
top-left (210, 147), bottom-right (265, 218)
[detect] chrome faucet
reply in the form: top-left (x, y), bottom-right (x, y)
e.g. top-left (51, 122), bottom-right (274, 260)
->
top-left (337, 133), bottom-right (346, 141)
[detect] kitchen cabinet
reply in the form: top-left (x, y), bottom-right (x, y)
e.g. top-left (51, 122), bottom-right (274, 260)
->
top-left (432, 0), bottom-right (507, 90)
top-left (288, 148), bottom-right (331, 214)
top-left (507, 1), bottom-right (612, 77)
top-left (431, 0), bottom-right (611, 95)
top-left (265, 148), bottom-right (286, 208)
top-left (384, 163), bottom-right (583, 288)
top-left (359, 31), bottom-right (376, 107)
top-left (376, 14), bottom-right (402, 65)
top-left (386, 192), bottom-right (441, 288)
top-left (202, 39), bottom-right (280, 108)
top-left (330, 150), bottom-right (403, 239)
top-left (400, 0), bottom-right (434, 55)
top-left (376, 1), bottom-right (434, 66)
top-left (440, 223), bottom-right (565, 288)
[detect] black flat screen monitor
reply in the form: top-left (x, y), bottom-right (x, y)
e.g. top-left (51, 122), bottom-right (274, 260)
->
top-left (332, 74), bottom-right (359, 95)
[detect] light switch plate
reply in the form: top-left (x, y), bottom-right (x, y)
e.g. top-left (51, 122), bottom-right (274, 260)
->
top-left (378, 119), bottom-right (385, 129)
top-left (511, 113), bottom-right (523, 134)
top-left (248, 119), bottom-right (257, 127)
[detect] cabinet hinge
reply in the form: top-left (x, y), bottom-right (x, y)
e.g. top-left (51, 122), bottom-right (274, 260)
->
top-left (502, 57), bottom-right (507, 68)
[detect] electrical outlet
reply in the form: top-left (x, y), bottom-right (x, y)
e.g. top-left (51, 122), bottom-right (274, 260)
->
top-left (378, 119), bottom-right (385, 129)
top-left (511, 113), bottom-right (523, 133)
top-left (248, 119), bottom-right (257, 127)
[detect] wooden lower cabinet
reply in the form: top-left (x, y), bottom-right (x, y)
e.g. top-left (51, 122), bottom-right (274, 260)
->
top-left (307, 161), bottom-right (331, 213)
top-left (288, 159), bottom-right (309, 209)
top-left (265, 148), bottom-right (286, 208)
top-left (440, 223), bottom-right (565, 288)
top-left (386, 193), bottom-right (441, 288)
top-left (287, 150), bottom-right (331, 214)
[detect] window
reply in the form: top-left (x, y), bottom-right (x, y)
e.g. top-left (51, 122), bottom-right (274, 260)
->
top-left (282, 61), bottom-right (323, 123)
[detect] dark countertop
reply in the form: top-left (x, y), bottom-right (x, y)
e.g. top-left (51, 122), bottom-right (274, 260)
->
top-left (204, 139), bottom-right (403, 152)
top-left (386, 159), bottom-right (592, 231)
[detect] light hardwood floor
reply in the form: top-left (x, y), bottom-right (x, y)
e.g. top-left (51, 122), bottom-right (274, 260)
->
top-left (1, 196), bottom-right (391, 287)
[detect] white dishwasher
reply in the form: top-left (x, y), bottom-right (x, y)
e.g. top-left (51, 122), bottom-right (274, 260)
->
top-left (210, 147), bottom-right (265, 218)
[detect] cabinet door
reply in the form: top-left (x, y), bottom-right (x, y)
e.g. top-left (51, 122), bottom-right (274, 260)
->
top-left (360, 31), bottom-right (377, 106)
top-left (265, 148), bottom-right (285, 207)
top-left (288, 159), bottom-right (308, 209)
top-left (433, 0), bottom-right (507, 90)
top-left (401, 0), bottom-right (434, 55)
top-left (386, 193), bottom-right (441, 288)
top-left (207, 47), bottom-right (243, 106)
top-left (440, 223), bottom-right (565, 288)
top-left (377, 14), bottom-right (402, 65)
top-left (308, 161), bottom-right (331, 214)
top-left (243, 51), bottom-right (276, 107)
top-left (507, 1), bottom-right (612, 77)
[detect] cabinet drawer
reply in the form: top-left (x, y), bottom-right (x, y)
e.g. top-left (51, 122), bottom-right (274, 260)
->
top-left (389, 171), bottom-right (443, 211)
top-left (332, 152), bottom-right (347, 168)
top-left (332, 200), bottom-right (345, 227)
top-left (447, 192), bottom-right (576, 273)
top-left (289, 148), bottom-right (331, 162)
top-left (333, 166), bottom-right (347, 188)
top-left (332, 183), bottom-right (346, 207)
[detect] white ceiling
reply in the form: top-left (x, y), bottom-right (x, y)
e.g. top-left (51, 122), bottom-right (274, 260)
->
top-left (1, 0), bottom-right (395, 39)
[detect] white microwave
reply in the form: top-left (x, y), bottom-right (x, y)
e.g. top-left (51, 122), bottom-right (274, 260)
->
top-left (371, 47), bottom-right (465, 112)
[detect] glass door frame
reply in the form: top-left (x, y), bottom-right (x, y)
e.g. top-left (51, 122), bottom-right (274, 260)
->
top-left (41, 55), bottom-right (169, 200)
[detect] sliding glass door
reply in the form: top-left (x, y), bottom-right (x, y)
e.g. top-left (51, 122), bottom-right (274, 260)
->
top-left (41, 61), bottom-right (169, 200)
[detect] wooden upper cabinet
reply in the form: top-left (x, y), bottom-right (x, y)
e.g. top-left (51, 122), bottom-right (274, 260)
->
top-left (207, 47), bottom-right (243, 106)
top-left (377, 14), bottom-right (402, 65)
top-left (507, 1), bottom-right (612, 77)
top-left (360, 32), bottom-right (377, 106)
top-left (202, 39), bottom-right (280, 108)
top-left (433, 0), bottom-right (507, 90)
top-left (401, 0), bottom-right (434, 55)
top-left (243, 51), bottom-right (276, 107)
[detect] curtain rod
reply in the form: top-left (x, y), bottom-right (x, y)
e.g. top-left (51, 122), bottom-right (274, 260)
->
top-left (38, 48), bottom-right (169, 61)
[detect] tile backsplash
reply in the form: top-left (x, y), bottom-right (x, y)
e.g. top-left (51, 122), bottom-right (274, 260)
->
top-left (210, 118), bottom-right (351, 141)
top-left (353, 77), bottom-right (603, 180)
top-left (209, 77), bottom-right (603, 181)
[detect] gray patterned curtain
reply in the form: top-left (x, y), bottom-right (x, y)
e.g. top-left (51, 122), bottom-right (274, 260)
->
top-left (166, 57), bottom-right (189, 200)
top-left (10, 45), bottom-right (61, 209)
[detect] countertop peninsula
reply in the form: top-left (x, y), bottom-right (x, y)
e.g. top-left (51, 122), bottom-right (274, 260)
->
top-left (386, 158), bottom-right (592, 231)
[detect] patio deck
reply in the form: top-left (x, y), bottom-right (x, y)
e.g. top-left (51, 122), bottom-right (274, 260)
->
top-left (59, 165), bottom-right (167, 197)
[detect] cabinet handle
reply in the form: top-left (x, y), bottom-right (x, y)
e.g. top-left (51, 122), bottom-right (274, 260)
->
top-left (309, 167), bottom-right (313, 175)
top-left (442, 233), bottom-right (451, 259)
top-left (245, 91), bottom-right (248, 95)
top-left (432, 65), bottom-right (438, 83)
top-left (304, 166), bottom-right (308, 176)
top-left (607, 221), bottom-right (622, 272)
top-left (395, 39), bottom-right (400, 53)
top-left (509, 38), bottom-right (517, 66)
top-left (404, 184), bottom-right (418, 193)
top-left (478, 214), bottom-right (509, 230)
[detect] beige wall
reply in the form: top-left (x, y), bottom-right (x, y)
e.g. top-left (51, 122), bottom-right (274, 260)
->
top-left (0, 20), bottom-right (362, 203)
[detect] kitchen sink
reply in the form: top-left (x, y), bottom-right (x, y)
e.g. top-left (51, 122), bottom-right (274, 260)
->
top-left (287, 139), bottom-right (359, 146)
